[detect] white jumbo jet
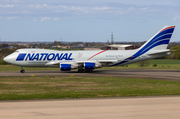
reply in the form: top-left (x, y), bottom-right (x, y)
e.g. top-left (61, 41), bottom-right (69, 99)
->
top-left (4, 25), bottom-right (175, 73)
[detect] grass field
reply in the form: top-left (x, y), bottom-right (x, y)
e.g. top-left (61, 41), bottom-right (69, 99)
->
top-left (1, 59), bottom-right (180, 100)
top-left (1, 59), bottom-right (180, 72)
top-left (149, 60), bottom-right (180, 64)
top-left (1, 76), bottom-right (180, 100)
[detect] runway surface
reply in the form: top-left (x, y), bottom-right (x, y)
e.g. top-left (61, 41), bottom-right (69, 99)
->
top-left (0, 69), bottom-right (180, 81)
top-left (1, 96), bottom-right (180, 119)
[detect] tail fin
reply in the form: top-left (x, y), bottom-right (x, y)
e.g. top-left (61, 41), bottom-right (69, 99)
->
top-left (111, 26), bottom-right (175, 66)
top-left (133, 26), bottom-right (175, 56)
top-left (140, 25), bottom-right (175, 51)
top-left (132, 25), bottom-right (175, 59)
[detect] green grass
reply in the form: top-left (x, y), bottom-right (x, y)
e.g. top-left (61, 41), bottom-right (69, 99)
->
top-left (149, 59), bottom-right (180, 64)
top-left (0, 76), bottom-right (180, 100)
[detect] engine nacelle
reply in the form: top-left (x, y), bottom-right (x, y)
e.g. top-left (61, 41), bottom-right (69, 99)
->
top-left (60, 62), bottom-right (78, 71)
top-left (84, 62), bottom-right (95, 69)
top-left (84, 62), bottom-right (102, 69)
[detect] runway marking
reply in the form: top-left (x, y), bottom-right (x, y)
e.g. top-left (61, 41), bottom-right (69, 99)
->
top-left (70, 74), bottom-right (74, 77)
top-left (141, 76), bottom-right (149, 77)
top-left (31, 74), bottom-right (35, 77)
top-left (105, 75), bottom-right (113, 77)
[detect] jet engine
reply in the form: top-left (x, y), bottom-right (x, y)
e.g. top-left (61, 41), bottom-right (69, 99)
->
top-left (84, 61), bottom-right (102, 70)
top-left (60, 62), bottom-right (78, 71)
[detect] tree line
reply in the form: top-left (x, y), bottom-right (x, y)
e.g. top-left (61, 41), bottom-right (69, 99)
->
top-left (166, 46), bottom-right (180, 59)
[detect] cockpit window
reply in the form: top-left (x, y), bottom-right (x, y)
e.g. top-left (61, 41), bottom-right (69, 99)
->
top-left (15, 51), bottom-right (19, 53)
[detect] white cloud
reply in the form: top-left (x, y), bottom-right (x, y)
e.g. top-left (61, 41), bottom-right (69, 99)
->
top-left (29, 4), bottom-right (43, 9)
top-left (53, 18), bottom-right (59, 21)
top-left (32, 19), bottom-right (36, 21)
top-left (93, 6), bottom-right (113, 10)
top-left (7, 16), bottom-right (18, 20)
top-left (119, 12), bottom-right (125, 15)
top-left (42, 4), bottom-right (47, 7)
top-left (57, 5), bottom-right (67, 9)
top-left (3, 0), bottom-right (21, 3)
top-left (71, 6), bottom-right (82, 10)
top-left (56, 5), bottom-right (82, 10)
top-left (174, 16), bottom-right (180, 20)
top-left (128, 7), bottom-right (134, 11)
top-left (40, 17), bottom-right (51, 22)
top-left (0, 4), bottom-right (14, 7)
top-left (139, 7), bottom-right (150, 11)
top-left (11, 0), bottom-right (20, 3)
top-left (0, 1), bottom-right (179, 21)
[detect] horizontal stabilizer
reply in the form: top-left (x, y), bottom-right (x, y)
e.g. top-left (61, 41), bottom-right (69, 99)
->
top-left (147, 50), bottom-right (170, 56)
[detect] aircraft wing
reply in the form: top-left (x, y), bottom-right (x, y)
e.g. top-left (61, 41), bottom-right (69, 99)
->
top-left (45, 60), bottom-right (118, 66)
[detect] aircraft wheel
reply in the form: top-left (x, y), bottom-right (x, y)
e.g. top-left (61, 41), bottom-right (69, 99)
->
top-left (85, 69), bottom-right (93, 73)
top-left (81, 69), bottom-right (85, 73)
top-left (78, 69), bottom-right (84, 73)
top-left (20, 70), bottom-right (25, 73)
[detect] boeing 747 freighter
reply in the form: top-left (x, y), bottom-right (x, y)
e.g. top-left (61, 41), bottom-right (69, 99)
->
top-left (3, 25), bottom-right (175, 73)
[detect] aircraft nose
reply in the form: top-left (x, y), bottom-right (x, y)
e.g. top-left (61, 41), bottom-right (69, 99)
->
top-left (3, 55), bottom-right (14, 64)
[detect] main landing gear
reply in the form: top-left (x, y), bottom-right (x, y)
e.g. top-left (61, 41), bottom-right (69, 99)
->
top-left (78, 69), bottom-right (93, 73)
top-left (85, 69), bottom-right (93, 73)
top-left (20, 66), bottom-right (25, 73)
top-left (77, 66), bottom-right (93, 73)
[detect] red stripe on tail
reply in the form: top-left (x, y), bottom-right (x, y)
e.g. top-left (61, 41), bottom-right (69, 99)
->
top-left (159, 26), bottom-right (175, 33)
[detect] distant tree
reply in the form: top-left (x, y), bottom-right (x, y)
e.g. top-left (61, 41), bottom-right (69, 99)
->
top-left (1, 43), bottom-right (9, 48)
top-left (54, 41), bottom-right (61, 46)
top-left (137, 60), bottom-right (149, 67)
top-left (0, 49), bottom-right (15, 61)
top-left (167, 46), bottom-right (180, 59)
top-left (95, 44), bottom-right (101, 47)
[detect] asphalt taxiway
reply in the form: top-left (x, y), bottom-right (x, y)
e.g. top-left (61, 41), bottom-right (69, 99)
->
top-left (1, 96), bottom-right (180, 119)
top-left (0, 69), bottom-right (180, 81)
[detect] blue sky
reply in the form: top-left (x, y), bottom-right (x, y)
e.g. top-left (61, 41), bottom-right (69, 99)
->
top-left (0, 0), bottom-right (180, 42)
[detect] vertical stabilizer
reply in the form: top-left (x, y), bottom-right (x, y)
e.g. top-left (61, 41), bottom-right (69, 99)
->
top-left (111, 25), bottom-right (175, 66)
top-left (140, 25), bottom-right (175, 50)
top-left (133, 26), bottom-right (175, 58)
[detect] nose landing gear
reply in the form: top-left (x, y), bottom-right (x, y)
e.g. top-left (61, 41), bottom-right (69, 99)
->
top-left (20, 66), bottom-right (25, 73)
